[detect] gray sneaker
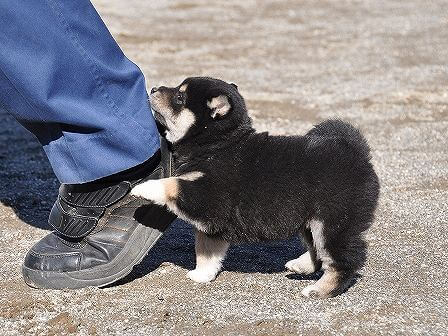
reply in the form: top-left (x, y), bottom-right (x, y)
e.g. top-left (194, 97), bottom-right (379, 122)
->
top-left (22, 139), bottom-right (176, 289)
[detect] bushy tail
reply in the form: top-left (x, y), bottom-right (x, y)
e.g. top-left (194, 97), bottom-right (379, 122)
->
top-left (307, 119), bottom-right (371, 158)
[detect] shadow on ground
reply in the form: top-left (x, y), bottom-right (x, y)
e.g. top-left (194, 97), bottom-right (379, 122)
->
top-left (0, 109), bottom-right (57, 230)
top-left (108, 219), bottom-right (306, 288)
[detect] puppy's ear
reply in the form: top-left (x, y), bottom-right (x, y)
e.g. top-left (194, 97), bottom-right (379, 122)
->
top-left (230, 83), bottom-right (238, 90)
top-left (207, 95), bottom-right (231, 119)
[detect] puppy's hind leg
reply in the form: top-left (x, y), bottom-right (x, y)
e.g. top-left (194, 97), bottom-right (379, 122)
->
top-left (301, 219), bottom-right (366, 298)
top-left (187, 229), bottom-right (230, 283)
top-left (285, 226), bottom-right (322, 275)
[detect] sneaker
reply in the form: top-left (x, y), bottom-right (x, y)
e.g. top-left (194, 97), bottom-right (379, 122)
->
top-left (22, 139), bottom-right (176, 289)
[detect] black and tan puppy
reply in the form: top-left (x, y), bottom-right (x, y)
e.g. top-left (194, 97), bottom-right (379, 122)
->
top-left (131, 77), bottom-right (380, 298)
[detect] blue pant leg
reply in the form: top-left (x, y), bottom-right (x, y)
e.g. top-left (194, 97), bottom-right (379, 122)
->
top-left (0, 0), bottom-right (159, 183)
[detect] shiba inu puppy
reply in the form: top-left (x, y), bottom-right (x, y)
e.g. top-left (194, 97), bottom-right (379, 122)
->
top-left (131, 77), bottom-right (380, 298)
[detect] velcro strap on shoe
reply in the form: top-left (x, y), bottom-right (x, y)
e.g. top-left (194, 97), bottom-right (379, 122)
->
top-left (49, 197), bottom-right (105, 239)
top-left (59, 181), bottom-right (131, 207)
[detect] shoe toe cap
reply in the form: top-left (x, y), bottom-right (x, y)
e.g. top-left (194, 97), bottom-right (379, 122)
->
top-left (23, 233), bottom-right (82, 272)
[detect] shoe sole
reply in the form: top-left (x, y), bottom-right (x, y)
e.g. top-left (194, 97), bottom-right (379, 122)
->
top-left (22, 221), bottom-right (171, 289)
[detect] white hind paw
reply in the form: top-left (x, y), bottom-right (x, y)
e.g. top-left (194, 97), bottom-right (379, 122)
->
top-left (187, 269), bottom-right (216, 283)
top-left (285, 252), bottom-right (317, 275)
top-left (301, 284), bottom-right (323, 298)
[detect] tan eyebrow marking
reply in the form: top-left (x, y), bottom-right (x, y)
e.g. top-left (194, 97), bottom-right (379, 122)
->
top-left (179, 84), bottom-right (188, 93)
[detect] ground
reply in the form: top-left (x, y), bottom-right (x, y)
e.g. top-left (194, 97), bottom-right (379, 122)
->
top-left (0, 0), bottom-right (447, 335)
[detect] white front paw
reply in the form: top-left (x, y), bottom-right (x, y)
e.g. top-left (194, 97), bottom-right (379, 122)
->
top-left (187, 269), bottom-right (217, 283)
top-left (130, 183), bottom-right (149, 198)
top-left (131, 180), bottom-right (166, 205)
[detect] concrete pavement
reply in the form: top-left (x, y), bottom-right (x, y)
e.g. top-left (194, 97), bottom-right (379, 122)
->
top-left (1, 1), bottom-right (447, 334)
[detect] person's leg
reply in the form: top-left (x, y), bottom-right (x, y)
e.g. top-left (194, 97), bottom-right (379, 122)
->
top-left (0, 0), bottom-right (176, 289)
top-left (0, 0), bottom-right (159, 183)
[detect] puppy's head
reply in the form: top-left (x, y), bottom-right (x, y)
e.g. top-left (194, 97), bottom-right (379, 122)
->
top-left (149, 77), bottom-right (251, 144)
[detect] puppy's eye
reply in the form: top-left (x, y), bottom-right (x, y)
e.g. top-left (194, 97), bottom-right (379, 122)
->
top-left (175, 93), bottom-right (184, 105)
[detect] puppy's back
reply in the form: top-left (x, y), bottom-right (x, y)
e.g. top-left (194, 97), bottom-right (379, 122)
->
top-left (226, 120), bottom-right (379, 240)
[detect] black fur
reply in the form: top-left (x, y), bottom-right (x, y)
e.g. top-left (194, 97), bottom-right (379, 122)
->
top-left (156, 77), bottom-right (380, 292)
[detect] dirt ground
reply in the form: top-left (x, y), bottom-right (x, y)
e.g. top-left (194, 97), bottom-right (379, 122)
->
top-left (1, 0), bottom-right (447, 335)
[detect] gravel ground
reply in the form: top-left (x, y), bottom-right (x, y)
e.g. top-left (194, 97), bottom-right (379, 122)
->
top-left (1, 0), bottom-right (447, 335)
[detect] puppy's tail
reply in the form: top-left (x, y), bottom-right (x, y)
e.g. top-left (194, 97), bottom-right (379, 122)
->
top-left (307, 119), bottom-right (371, 158)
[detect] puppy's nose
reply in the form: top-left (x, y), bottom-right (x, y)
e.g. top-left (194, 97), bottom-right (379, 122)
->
top-left (150, 87), bottom-right (158, 94)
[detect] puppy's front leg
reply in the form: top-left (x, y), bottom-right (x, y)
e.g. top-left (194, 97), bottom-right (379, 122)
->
top-left (131, 177), bottom-right (178, 207)
top-left (187, 229), bottom-right (230, 283)
top-left (131, 171), bottom-right (203, 209)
